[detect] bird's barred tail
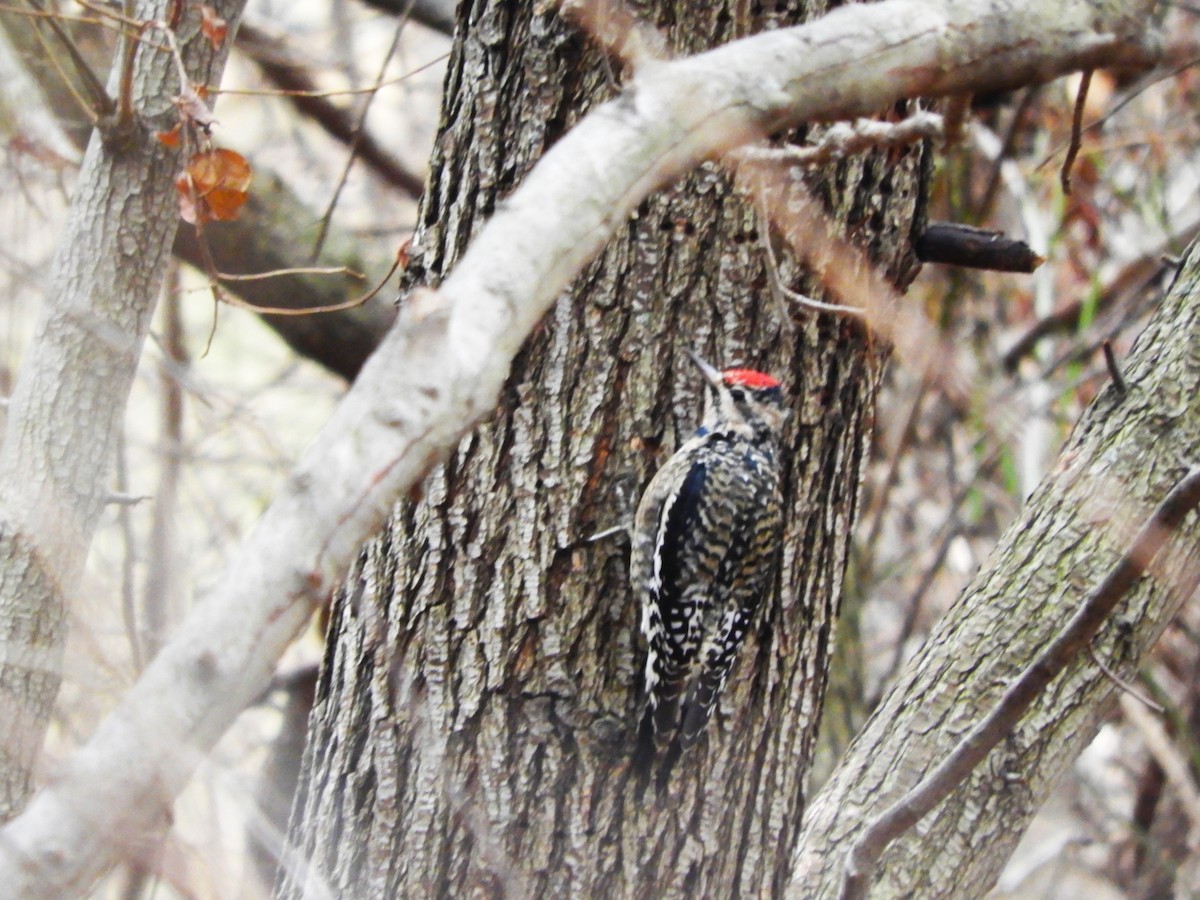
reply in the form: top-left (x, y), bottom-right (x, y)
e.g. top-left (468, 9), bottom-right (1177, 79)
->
top-left (631, 707), bottom-right (657, 784)
top-left (678, 666), bottom-right (726, 750)
top-left (631, 672), bottom-right (686, 786)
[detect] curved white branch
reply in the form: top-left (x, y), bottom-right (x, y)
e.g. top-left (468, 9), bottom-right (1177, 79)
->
top-left (0, 0), bottom-right (1159, 894)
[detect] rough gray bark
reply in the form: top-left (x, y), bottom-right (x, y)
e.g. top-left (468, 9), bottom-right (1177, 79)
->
top-left (0, 0), bottom-right (244, 819)
top-left (790, 244), bottom-right (1200, 894)
top-left (280, 0), bottom-right (924, 895)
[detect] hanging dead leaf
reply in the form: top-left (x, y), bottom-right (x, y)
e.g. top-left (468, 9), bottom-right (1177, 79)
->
top-left (155, 124), bottom-right (183, 147)
top-left (175, 148), bottom-right (252, 224)
top-left (200, 6), bottom-right (228, 48)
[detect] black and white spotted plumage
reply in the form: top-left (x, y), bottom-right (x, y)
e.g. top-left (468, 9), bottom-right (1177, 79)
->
top-left (630, 351), bottom-right (788, 782)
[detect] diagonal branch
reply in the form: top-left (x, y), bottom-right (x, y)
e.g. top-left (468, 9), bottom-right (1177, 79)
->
top-left (841, 466), bottom-right (1200, 900)
top-left (0, 0), bottom-right (1160, 894)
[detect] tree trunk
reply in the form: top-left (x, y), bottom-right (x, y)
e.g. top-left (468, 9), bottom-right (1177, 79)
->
top-left (281, 0), bottom-right (925, 895)
top-left (0, 0), bottom-right (244, 820)
top-left (790, 244), bottom-right (1200, 894)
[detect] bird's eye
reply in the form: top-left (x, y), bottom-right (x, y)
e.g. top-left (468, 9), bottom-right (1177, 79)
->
top-left (729, 388), bottom-right (745, 402)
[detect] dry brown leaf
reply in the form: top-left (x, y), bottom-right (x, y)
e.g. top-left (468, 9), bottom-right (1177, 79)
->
top-left (200, 6), bottom-right (229, 49)
top-left (175, 148), bottom-right (252, 224)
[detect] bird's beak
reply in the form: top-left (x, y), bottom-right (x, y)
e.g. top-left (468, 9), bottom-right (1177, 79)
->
top-left (685, 350), bottom-right (724, 390)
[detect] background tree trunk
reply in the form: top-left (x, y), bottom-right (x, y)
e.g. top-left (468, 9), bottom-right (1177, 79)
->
top-left (0, 0), bottom-right (244, 820)
top-left (281, 1), bottom-right (926, 894)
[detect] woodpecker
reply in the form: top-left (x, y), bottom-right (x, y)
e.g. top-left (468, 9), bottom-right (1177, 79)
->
top-left (630, 350), bottom-right (789, 782)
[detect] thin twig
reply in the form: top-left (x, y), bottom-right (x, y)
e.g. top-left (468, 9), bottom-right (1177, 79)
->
top-left (22, 0), bottom-right (114, 119)
top-left (105, 492), bottom-right (153, 506)
top-left (873, 521), bottom-right (961, 704)
top-left (0, 2), bottom-right (122, 29)
top-left (1061, 68), bottom-right (1092, 195)
top-left (841, 466), bottom-right (1200, 900)
top-left (215, 265), bottom-right (365, 283)
top-left (1001, 217), bottom-right (1200, 372)
top-left (1103, 340), bottom-right (1128, 395)
top-left (187, 197), bottom-right (225, 356)
top-left (114, 5), bottom-right (151, 134)
top-left (73, 0), bottom-right (145, 28)
top-left (755, 198), bottom-right (866, 321)
top-left (865, 441), bottom-right (1010, 709)
top-left (215, 52), bottom-right (448, 99)
top-left (975, 87), bottom-right (1038, 222)
top-left (1038, 54), bottom-right (1200, 172)
top-left (149, 20), bottom-right (191, 98)
top-left (312, 6), bottom-right (414, 259)
top-left (235, 21), bottom-right (427, 196)
top-left (1087, 644), bottom-right (1163, 713)
top-left (214, 254), bottom-right (400, 316)
top-left (122, 35), bottom-right (163, 136)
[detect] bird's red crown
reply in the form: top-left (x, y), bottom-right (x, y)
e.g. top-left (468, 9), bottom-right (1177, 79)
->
top-left (722, 368), bottom-right (780, 390)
